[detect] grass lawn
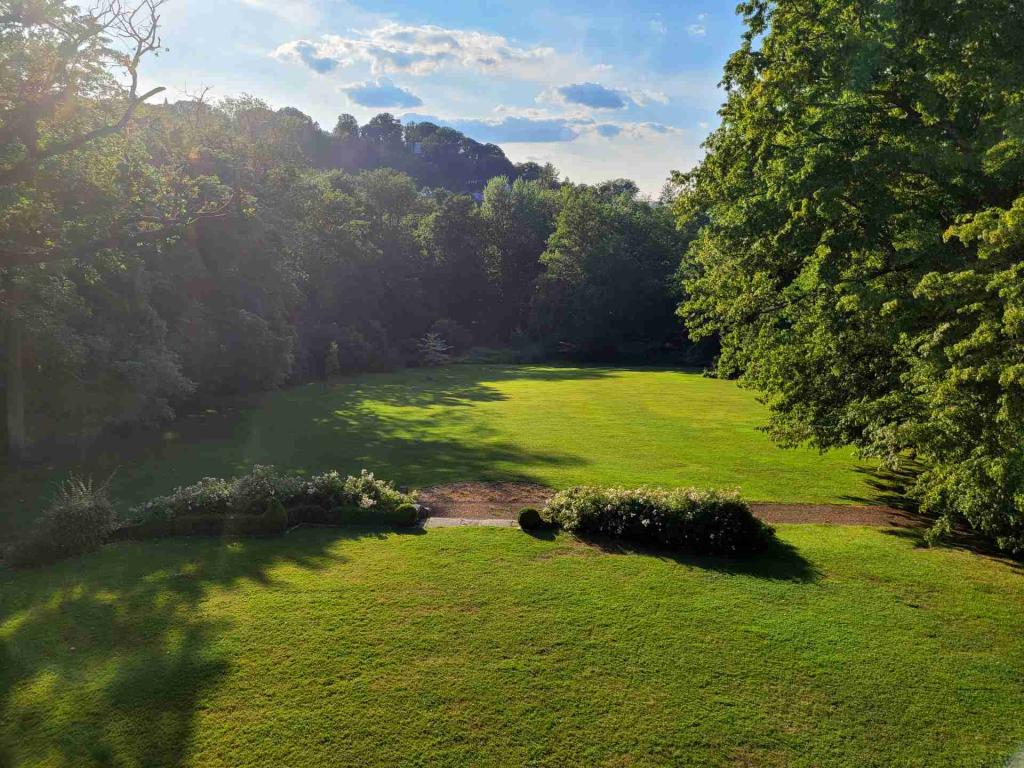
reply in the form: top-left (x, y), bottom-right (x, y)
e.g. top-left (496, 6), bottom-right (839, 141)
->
top-left (1, 366), bottom-right (890, 537)
top-left (1, 525), bottom-right (1022, 767)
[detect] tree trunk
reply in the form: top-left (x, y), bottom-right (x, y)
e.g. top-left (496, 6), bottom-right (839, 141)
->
top-left (4, 279), bottom-right (27, 464)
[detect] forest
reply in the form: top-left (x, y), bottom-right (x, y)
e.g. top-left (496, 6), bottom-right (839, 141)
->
top-left (0, 1), bottom-right (702, 461)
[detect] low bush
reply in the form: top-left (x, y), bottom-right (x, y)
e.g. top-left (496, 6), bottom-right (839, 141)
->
top-left (128, 466), bottom-right (413, 523)
top-left (517, 507), bottom-right (544, 530)
top-left (385, 503), bottom-right (419, 528)
top-left (5, 475), bottom-right (116, 568)
top-left (543, 486), bottom-right (774, 556)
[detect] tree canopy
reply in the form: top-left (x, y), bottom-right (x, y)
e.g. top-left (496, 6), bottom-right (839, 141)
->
top-left (675, 0), bottom-right (1024, 552)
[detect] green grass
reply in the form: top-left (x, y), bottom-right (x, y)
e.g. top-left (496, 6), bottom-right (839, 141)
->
top-left (2, 366), bottom-right (890, 536)
top-left (1, 526), bottom-right (1022, 767)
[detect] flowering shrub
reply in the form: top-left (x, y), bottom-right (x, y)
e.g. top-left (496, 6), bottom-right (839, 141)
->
top-left (127, 466), bottom-right (413, 524)
top-left (5, 474), bottom-right (116, 568)
top-left (544, 486), bottom-right (774, 556)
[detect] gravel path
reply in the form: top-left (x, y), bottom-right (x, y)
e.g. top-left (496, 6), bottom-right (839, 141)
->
top-left (416, 482), bottom-right (922, 527)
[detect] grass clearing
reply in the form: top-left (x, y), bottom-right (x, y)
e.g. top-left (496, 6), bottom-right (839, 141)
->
top-left (2, 366), bottom-right (888, 537)
top-left (1, 525), bottom-right (1022, 767)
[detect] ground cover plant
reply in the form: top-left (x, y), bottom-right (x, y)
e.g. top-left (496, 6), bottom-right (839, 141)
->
top-left (0, 367), bottom-right (887, 538)
top-left (1, 525), bottom-right (1021, 767)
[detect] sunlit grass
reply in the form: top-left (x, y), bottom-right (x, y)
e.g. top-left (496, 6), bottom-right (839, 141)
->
top-left (1, 525), bottom-right (1022, 767)
top-left (3, 366), bottom-right (886, 536)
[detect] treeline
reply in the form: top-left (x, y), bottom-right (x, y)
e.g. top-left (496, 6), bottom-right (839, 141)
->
top-left (0, 2), bottom-right (702, 457)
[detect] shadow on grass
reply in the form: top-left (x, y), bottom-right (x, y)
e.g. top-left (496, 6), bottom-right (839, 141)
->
top-left (878, 528), bottom-right (1024, 574)
top-left (841, 461), bottom-right (926, 511)
top-left (0, 529), bottom-right (387, 767)
top-left (1, 365), bottom-right (609, 539)
top-left (535, 531), bottom-right (818, 583)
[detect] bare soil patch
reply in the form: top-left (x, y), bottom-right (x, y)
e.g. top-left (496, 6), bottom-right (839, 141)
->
top-left (416, 482), bottom-right (922, 527)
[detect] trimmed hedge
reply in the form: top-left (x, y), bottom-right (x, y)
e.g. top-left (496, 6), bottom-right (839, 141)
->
top-left (385, 503), bottom-right (419, 528)
top-left (517, 507), bottom-right (544, 530)
top-left (544, 486), bottom-right (774, 556)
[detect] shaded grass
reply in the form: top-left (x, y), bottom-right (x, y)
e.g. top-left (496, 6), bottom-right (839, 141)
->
top-left (1, 525), bottom-right (1022, 767)
top-left (3, 366), bottom-right (886, 536)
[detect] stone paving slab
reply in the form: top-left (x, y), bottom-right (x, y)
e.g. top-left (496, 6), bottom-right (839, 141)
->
top-left (422, 516), bottom-right (519, 529)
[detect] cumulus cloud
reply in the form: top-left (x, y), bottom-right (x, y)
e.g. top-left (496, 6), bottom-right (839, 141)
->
top-left (339, 77), bottom-right (423, 108)
top-left (596, 124), bottom-right (622, 138)
top-left (538, 82), bottom-right (669, 110)
top-left (687, 24), bottom-right (707, 36)
top-left (272, 23), bottom-right (555, 77)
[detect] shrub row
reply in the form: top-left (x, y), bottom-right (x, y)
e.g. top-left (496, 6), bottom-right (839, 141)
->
top-left (127, 466), bottom-right (413, 521)
top-left (542, 486), bottom-right (775, 556)
top-left (6, 467), bottom-right (418, 568)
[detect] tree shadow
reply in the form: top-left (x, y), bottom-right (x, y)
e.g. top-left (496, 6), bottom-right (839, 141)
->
top-left (878, 528), bottom-right (1024, 574)
top-left (840, 461), bottom-right (926, 511)
top-left (1, 365), bottom-right (608, 538)
top-left (0, 530), bottom-right (365, 767)
top-left (561, 533), bottom-right (819, 583)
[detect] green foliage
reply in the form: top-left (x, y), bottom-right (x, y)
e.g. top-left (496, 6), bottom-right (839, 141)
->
top-left (417, 332), bottom-right (452, 366)
top-left (517, 507), bottom-right (544, 530)
top-left (385, 503), bottom-right (419, 528)
top-left (430, 318), bottom-right (473, 355)
top-left (544, 486), bottom-right (774, 556)
top-left (126, 466), bottom-right (414, 528)
top-left (534, 186), bottom-right (692, 359)
top-left (5, 474), bottom-right (115, 567)
top-left (677, 0), bottom-right (1024, 553)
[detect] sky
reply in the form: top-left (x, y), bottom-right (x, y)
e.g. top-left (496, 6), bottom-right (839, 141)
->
top-left (136, 0), bottom-right (748, 196)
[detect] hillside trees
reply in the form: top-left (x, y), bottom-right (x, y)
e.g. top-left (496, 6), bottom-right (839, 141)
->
top-left (676, 0), bottom-right (1024, 551)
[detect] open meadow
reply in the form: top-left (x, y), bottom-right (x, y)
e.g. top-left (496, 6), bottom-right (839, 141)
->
top-left (2, 525), bottom-right (1022, 767)
top-left (1, 367), bottom-right (887, 536)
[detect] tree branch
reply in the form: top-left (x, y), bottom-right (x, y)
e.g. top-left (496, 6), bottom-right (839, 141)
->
top-left (0, 191), bottom-right (241, 269)
top-left (0, 86), bottom-right (165, 187)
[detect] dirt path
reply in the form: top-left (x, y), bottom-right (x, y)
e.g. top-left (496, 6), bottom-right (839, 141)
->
top-left (416, 482), bottom-right (923, 527)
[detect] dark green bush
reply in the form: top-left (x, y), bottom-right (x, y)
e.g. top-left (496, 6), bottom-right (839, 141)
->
top-left (544, 486), bottom-right (775, 556)
top-left (517, 507), bottom-right (544, 530)
top-left (386, 503), bottom-right (419, 528)
top-left (5, 475), bottom-right (116, 568)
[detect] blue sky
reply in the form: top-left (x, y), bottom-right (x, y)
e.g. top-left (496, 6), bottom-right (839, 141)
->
top-left (138, 0), bottom-right (747, 195)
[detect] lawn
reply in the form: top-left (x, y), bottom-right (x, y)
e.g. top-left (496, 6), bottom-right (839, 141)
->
top-left (1, 525), bottom-right (1022, 767)
top-left (1, 366), bottom-right (889, 537)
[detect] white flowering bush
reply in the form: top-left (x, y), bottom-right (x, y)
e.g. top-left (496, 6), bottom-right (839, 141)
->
top-left (544, 486), bottom-right (775, 556)
top-left (5, 474), bottom-right (116, 568)
top-left (127, 466), bottom-right (413, 524)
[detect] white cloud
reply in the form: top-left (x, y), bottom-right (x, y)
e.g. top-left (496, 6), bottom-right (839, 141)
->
top-left (650, 19), bottom-right (667, 35)
top-left (698, 13), bottom-right (708, 21)
top-left (339, 77), bottom-right (423, 108)
top-left (273, 23), bottom-right (556, 78)
top-left (687, 24), bottom-right (707, 37)
top-left (538, 82), bottom-right (669, 110)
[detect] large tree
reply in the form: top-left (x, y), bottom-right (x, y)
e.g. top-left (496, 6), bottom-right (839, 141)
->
top-left (676, 0), bottom-right (1024, 551)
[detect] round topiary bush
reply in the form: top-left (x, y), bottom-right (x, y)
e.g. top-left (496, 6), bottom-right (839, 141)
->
top-left (518, 507), bottom-right (544, 530)
top-left (386, 503), bottom-right (419, 528)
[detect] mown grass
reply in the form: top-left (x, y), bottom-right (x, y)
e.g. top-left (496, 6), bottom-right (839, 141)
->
top-left (1, 525), bottom-right (1022, 767)
top-left (2, 366), bottom-right (889, 537)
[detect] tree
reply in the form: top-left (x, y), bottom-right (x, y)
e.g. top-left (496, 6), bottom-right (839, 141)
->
top-left (675, 0), bottom-right (1024, 552)
top-left (333, 114), bottom-right (359, 140)
top-left (361, 113), bottom-right (403, 150)
top-left (1, 0), bottom-right (170, 461)
top-left (481, 176), bottom-right (556, 338)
